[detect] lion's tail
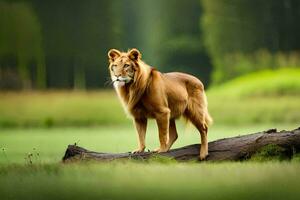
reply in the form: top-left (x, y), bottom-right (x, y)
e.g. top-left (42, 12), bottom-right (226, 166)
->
top-left (203, 91), bottom-right (213, 127)
top-left (183, 89), bottom-right (213, 128)
top-left (204, 109), bottom-right (213, 127)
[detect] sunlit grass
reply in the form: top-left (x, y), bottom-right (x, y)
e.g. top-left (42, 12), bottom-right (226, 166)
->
top-left (207, 95), bottom-right (300, 124)
top-left (0, 90), bottom-right (128, 127)
top-left (207, 68), bottom-right (300, 124)
top-left (0, 90), bottom-right (299, 127)
top-left (0, 68), bottom-right (299, 127)
top-left (209, 68), bottom-right (300, 97)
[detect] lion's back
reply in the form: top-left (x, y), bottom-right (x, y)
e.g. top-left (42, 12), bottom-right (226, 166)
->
top-left (159, 72), bottom-right (204, 118)
top-left (163, 72), bottom-right (204, 91)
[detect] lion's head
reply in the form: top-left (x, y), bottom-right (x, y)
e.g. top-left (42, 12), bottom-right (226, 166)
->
top-left (107, 48), bottom-right (152, 111)
top-left (108, 48), bottom-right (142, 88)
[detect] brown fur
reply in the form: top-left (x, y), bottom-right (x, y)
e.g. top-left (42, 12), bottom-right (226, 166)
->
top-left (108, 48), bottom-right (212, 160)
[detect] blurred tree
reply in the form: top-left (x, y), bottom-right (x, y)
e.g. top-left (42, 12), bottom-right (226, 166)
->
top-left (158, 0), bottom-right (212, 85)
top-left (32, 0), bottom-right (122, 89)
top-left (0, 0), bottom-right (45, 89)
top-left (1, 0), bottom-right (211, 89)
top-left (201, 0), bottom-right (300, 84)
top-left (119, 0), bottom-right (212, 85)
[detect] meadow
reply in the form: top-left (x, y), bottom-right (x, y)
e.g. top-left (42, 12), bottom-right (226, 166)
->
top-left (0, 68), bottom-right (300, 200)
top-left (1, 162), bottom-right (300, 200)
top-left (0, 69), bottom-right (299, 128)
top-left (1, 124), bottom-right (299, 200)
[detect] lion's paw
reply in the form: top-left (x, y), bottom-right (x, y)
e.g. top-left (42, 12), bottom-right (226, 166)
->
top-left (153, 147), bottom-right (169, 153)
top-left (199, 153), bottom-right (209, 161)
top-left (131, 148), bottom-right (145, 154)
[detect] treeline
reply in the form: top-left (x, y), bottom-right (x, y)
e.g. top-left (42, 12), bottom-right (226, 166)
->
top-left (0, 0), bottom-right (300, 90)
top-left (0, 0), bottom-right (211, 90)
top-left (201, 0), bottom-right (300, 84)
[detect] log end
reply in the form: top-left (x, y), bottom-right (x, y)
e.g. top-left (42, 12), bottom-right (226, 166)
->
top-left (62, 145), bottom-right (87, 162)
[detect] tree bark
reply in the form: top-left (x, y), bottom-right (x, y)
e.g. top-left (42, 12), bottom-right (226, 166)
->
top-left (62, 127), bottom-right (300, 162)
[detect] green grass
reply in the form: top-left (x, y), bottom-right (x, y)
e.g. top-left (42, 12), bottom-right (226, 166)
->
top-left (209, 68), bottom-right (300, 97)
top-left (1, 124), bottom-right (298, 200)
top-left (207, 95), bottom-right (300, 124)
top-left (0, 124), bottom-right (299, 200)
top-left (208, 68), bottom-right (300, 124)
top-left (0, 91), bottom-right (299, 127)
top-left (0, 162), bottom-right (300, 200)
top-left (0, 90), bottom-right (129, 127)
top-left (0, 68), bottom-right (299, 127)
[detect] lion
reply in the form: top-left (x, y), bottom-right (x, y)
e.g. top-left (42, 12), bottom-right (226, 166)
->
top-left (108, 48), bottom-right (212, 160)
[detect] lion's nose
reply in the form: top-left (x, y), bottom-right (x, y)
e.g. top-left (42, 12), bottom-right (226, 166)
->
top-left (115, 75), bottom-right (122, 81)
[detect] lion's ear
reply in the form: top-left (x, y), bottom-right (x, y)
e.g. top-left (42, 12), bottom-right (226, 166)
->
top-left (108, 49), bottom-right (121, 62)
top-left (128, 48), bottom-right (141, 61)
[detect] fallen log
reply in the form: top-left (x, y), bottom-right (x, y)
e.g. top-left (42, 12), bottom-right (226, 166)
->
top-left (62, 127), bottom-right (300, 162)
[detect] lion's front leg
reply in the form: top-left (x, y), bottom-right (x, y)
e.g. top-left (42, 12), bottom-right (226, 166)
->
top-left (154, 109), bottom-right (170, 153)
top-left (132, 118), bottom-right (147, 153)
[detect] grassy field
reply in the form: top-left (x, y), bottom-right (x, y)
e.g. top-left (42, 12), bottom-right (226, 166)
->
top-left (1, 162), bottom-right (300, 200)
top-left (0, 68), bottom-right (299, 200)
top-left (0, 90), bottom-right (299, 127)
top-left (1, 124), bottom-right (299, 200)
top-left (0, 68), bottom-right (299, 127)
top-left (0, 123), bottom-right (300, 200)
top-left (1, 123), bottom-right (299, 200)
top-left (209, 68), bottom-right (300, 97)
top-left (0, 90), bottom-right (128, 127)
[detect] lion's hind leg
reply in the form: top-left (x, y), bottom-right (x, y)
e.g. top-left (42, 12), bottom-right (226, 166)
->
top-left (184, 90), bottom-right (210, 160)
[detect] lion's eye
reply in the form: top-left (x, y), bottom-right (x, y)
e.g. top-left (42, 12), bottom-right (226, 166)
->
top-left (124, 64), bottom-right (130, 68)
top-left (111, 65), bottom-right (116, 71)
